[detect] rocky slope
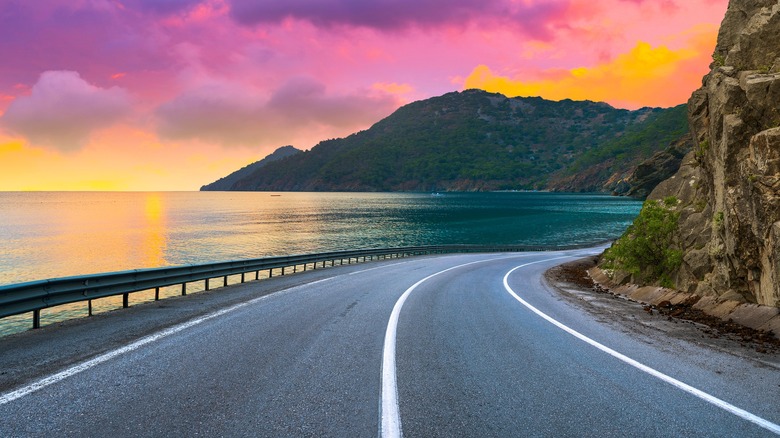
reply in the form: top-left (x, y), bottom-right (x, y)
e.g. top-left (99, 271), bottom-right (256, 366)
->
top-left (208, 90), bottom-right (687, 193)
top-left (612, 134), bottom-right (692, 198)
top-left (625, 0), bottom-right (780, 307)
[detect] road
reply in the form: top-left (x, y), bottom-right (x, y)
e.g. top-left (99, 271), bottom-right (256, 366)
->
top-left (0, 249), bottom-right (778, 437)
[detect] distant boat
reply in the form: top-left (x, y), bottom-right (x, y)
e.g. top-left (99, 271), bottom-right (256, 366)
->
top-left (270, 194), bottom-right (281, 197)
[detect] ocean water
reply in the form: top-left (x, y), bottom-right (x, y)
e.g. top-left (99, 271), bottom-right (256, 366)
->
top-left (0, 191), bottom-right (642, 334)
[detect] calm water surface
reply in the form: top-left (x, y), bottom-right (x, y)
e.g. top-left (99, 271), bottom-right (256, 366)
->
top-left (0, 191), bottom-right (641, 334)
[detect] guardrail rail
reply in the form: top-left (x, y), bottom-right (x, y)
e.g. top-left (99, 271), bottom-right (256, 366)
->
top-left (0, 244), bottom-right (594, 330)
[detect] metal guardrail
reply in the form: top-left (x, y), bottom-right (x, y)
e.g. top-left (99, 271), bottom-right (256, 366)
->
top-left (0, 244), bottom-right (594, 330)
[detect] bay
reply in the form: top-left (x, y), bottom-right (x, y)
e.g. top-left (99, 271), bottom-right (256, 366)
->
top-left (0, 191), bottom-right (642, 335)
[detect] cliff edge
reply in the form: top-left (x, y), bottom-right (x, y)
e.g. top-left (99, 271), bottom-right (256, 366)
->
top-left (617, 0), bottom-right (780, 307)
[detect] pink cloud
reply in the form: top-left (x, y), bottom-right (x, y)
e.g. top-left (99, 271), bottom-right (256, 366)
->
top-left (0, 0), bottom-right (732, 190)
top-left (1, 71), bottom-right (132, 151)
top-left (155, 76), bottom-right (401, 146)
top-left (0, 1), bottom-right (178, 94)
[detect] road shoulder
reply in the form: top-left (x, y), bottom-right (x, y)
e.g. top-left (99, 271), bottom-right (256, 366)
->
top-left (544, 257), bottom-right (780, 368)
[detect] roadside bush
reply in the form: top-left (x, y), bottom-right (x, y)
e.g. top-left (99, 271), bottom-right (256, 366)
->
top-left (603, 197), bottom-right (682, 287)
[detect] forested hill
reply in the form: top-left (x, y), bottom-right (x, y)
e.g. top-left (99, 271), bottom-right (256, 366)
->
top-left (201, 145), bottom-right (301, 191)
top-left (205, 89), bottom-right (689, 193)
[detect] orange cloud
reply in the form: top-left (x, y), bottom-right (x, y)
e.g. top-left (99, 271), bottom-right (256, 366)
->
top-left (372, 82), bottom-right (413, 95)
top-left (464, 25), bottom-right (717, 108)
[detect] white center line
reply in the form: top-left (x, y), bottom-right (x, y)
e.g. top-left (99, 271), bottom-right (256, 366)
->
top-left (380, 254), bottom-right (534, 438)
top-left (503, 258), bottom-right (780, 436)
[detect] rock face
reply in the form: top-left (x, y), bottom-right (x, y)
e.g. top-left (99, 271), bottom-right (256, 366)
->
top-left (614, 134), bottom-right (692, 199)
top-left (646, 0), bottom-right (780, 307)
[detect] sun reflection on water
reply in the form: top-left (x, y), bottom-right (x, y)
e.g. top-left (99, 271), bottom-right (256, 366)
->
top-left (140, 193), bottom-right (167, 268)
top-left (0, 191), bottom-right (642, 336)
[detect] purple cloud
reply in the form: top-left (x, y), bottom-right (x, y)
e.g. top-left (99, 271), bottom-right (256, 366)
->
top-left (228, 0), bottom-right (569, 38)
top-left (1, 71), bottom-right (132, 151)
top-left (155, 77), bottom-right (400, 146)
top-left (0, 1), bottom-right (176, 92)
top-left (122, 0), bottom-right (203, 15)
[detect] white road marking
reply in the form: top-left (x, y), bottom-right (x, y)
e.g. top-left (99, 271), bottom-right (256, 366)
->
top-left (503, 258), bottom-right (780, 436)
top-left (380, 254), bottom-right (533, 438)
top-left (0, 252), bottom-right (500, 409)
top-left (0, 278), bottom-right (333, 406)
top-left (348, 261), bottom-right (412, 275)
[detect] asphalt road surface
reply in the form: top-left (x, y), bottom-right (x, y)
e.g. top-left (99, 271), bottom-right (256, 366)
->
top-left (1, 249), bottom-right (778, 437)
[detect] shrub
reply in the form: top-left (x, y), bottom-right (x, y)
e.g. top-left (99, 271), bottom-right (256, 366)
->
top-left (695, 140), bottom-right (709, 160)
top-left (603, 198), bottom-right (682, 287)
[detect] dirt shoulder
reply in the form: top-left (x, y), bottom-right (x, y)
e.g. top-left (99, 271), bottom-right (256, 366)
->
top-left (544, 257), bottom-right (780, 362)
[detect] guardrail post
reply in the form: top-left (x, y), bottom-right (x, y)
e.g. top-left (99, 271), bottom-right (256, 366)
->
top-left (155, 287), bottom-right (160, 301)
top-left (282, 266), bottom-right (285, 275)
top-left (241, 272), bottom-right (245, 283)
top-left (206, 278), bottom-right (210, 291)
top-left (293, 265), bottom-right (297, 273)
top-left (182, 283), bottom-right (187, 296)
top-left (223, 276), bottom-right (228, 287)
top-left (88, 300), bottom-right (93, 316)
top-left (269, 268), bottom-right (273, 277)
top-left (255, 270), bottom-right (259, 280)
top-left (33, 310), bottom-right (40, 329)
top-left (123, 293), bottom-right (129, 308)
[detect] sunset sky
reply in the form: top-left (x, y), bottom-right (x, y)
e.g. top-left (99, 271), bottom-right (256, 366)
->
top-left (0, 0), bottom-right (728, 191)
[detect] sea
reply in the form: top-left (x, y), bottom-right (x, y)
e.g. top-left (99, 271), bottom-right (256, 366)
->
top-left (0, 191), bottom-right (642, 335)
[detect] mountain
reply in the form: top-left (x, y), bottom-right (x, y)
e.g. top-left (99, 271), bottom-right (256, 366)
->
top-left (604, 0), bottom-right (780, 307)
top-left (207, 90), bottom-right (688, 193)
top-left (201, 145), bottom-right (301, 191)
top-left (546, 105), bottom-right (691, 193)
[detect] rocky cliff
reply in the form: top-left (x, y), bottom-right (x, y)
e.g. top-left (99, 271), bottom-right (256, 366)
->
top-left (548, 134), bottom-right (691, 197)
top-left (639, 0), bottom-right (780, 307)
top-left (613, 134), bottom-right (692, 198)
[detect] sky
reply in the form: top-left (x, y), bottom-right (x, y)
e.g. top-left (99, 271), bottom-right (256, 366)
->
top-left (0, 0), bottom-right (728, 191)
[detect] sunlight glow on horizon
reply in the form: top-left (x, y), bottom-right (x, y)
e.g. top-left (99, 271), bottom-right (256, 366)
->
top-left (0, 0), bottom-right (728, 191)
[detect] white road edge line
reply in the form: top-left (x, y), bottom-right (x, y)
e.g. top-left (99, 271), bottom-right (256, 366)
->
top-left (503, 257), bottom-right (780, 436)
top-left (380, 253), bottom-right (533, 438)
top-left (0, 277), bottom-right (334, 406)
top-left (0, 254), bottom-right (492, 408)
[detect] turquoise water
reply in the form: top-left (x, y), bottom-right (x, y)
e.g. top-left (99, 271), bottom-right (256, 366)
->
top-left (0, 191), bottom-right (641, 334)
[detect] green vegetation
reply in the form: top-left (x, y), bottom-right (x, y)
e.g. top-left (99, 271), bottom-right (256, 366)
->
top-left (695, 139), bottom-right (710, 160)
top-left (559, 104), bottom-right (689, 186)
top-left (713, 211), bottom-right (725, 231)
top-left (712, 53), bottom-right (725, 67)
top-left (603, 197), bottom-right (682, 287)
top-left (221, 90), bottom-right (689, 192)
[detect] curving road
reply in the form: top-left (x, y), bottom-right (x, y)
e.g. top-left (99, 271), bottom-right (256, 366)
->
top-left (0, 249), bottom-right (778, 437)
